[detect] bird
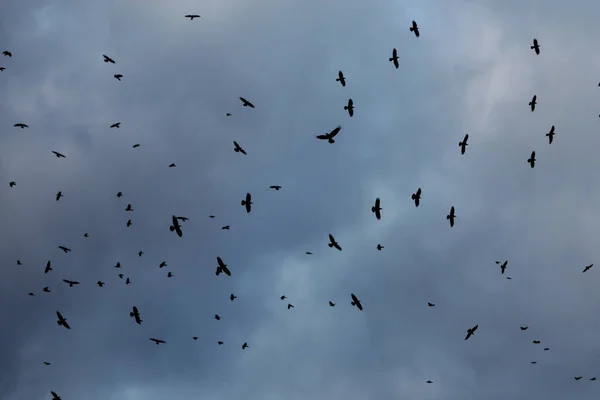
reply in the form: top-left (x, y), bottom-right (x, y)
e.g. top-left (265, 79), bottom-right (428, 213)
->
top-left (344, 98), bottom-right (354, 117)
top-left (242, 342), bottom-right (249, 350)
top-left (43, 362), bottom-right (51, 365)
top-left (56, 311), bottom-right (70, 329)
top-left (389, 48), bottom-right (399, 69)
top-left (546, 125), bottom-right (556, 144)
top-left (459, 134), bottom-right (469, 154)
top-left (185, 14), bottom-right (200, 20)
top-left (531, 38), bottom-right (540, 55)
top-left (133, 144), bottom-right (140, 148)
top-left (51, 391), bottom-right (62, 400)
top-left (125, 277), bottom-right (131, 285)
top-left (350, 293), bottom-right (363, 311)
top-left (447, 206), bottom-right (456, 227)
top-left (56, 191), bottom-right (63, 201)
top-left (218, 341), bottom-right (224, 345)
top-left (230, 294), bottom-right (237, 301)
top-left (465, 324), bottom-right (478, 340)
top-left (281, 295), bottom-right (287, 300)
top-left (9, 181), bottom-right (15, 187)
top-left (428, 302), bottom-right (435, 307)
top-left (0, 67), bottom-right (5, 71)
top-left (159, 261), bottom-right (167, 268)
top-left (117, 192), bottom-right (123, 197)
top-left (411, 188), bottom-right (422, 207)
top-left (328, 234), bottom-right (342, 251)
top-left (216, 257), bottom-right (232, 276)
top-left (233, 141), bottom-right (247, 155)
top-left (114, 262), bottom-right (121, 269)
top-left (531, 361), bottom-right (537, 364)
top-left (371, 198), bottom-right (382, 220)
top-left (529, 95), bottom-right (537, 112)
top-left (544, 348), bottom-right (550, 351)
top-left (138, 251), bottom-right (143, 257)
top-left (110, 122), bottom-right (121, 128)
top-left (58, 246), bottom-right (71, 253)
top-left (14, 123), bottom-right (28, 128)
top-left (410, 20), bottom-right (420, 37)
top-left (149, 338), bottom-right (166, 345)
top-left (377, 244), bottom-right (384, 251)
top-left (574, 376), bottom-right (583, 381)
top-left (127, 219), bottom-right (132, 227)
top-left (286, 303), bottom-right (295, 310)
top-left (527, 151), bottom-right (536, 168)
top-left (209, 215), bottom-right (215, 218)
top-left (17, 260), bottom-right (22, 266)
top-left (426, 380), bottom-right (433, 384)
top-left (125, 204), bottom-right (133, 211)
top-left (222, 225), bottom-right (230, 230)
top-left (533, 340), bottom-right (541, 344)
top-left (583, 264), bottom-right (593, 273)
top-left (495, 260), bottom-right (508, 274)
top-left (316, 125), bottom-right (342, 143)
top-left (62, 279), bottom-right (80, 287)
top-left (97, 281), bottom-right (105, 287)
top-left (118, 274), bottom-right (124, 279)
top-left (169, 215), bottom-right (183, 237)
top-left (239, 97), bottom-right (255, 108)
top-left (193, 337), bottom-right (199, 340)
top-left (169, 163), bottom-right (176, 168)
top-left (336, 70), bottom-right (346, 87)
top-left (43, 287), bottom-right (50, 293)
top-left (83, 233), bottom-right (89, 237)
top-left (270, 185), bottom-right (282, 190)
top-left (241, 192), bottom-right (252, 213)
top-left (176, 216), bottom-right (189, 221)
top-left (214, 314), bottom-right (221, 321)
top-left (329, 301), bottom-right (336, 307)
top-left (130, 306), bottom-right (142, 324)
top-left (520, 326), bottom-right (529, 331)
top-left (226, 113), bottom-right (232, 116)
top-left (102, 54), bottom-right (115, 63)
top-left (2, 50), bottom-right (12, 57)
top-left (114, 74), bottom-right (123, 81)
top-left (167, 272), bottom-right (173, 278)
top-left (45, 261), bottom-right (52, 274)
top-left (590, 377), bottom-right (597, 381)
top-left (305, 252), bottom-right (313, 255)
top-left (52, 151), bottom-right (66, 158)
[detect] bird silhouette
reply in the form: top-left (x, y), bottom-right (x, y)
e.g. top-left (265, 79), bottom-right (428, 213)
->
top-left (389, 48), bottom-right (399, 69)
top-left (185, 14), bottom-right (200, 20)
top-left (447, 206), bottom-right (456, 227)
top-left (545, 125), bottom-right (556, 144)
top-left (410, 20), bottom-right (420, 37)
top-left (344, 98), bottom-right (354, 117)
top-left (114, 74), bottom-right (123, 81)
top-left (316, 125), bottom-right (342, 143)
top-left (528, 151), bottom-right (536, 168)
top-left (411, 188), bottom-right (422, 207)
top-left (241, 193), bottom-right (252, 213)
top-left (336, 70), bottom-right (346, 87)
top-left (529, 95), bottom-right (537, 111)
top-left (530, 38), bottom-right (540, 55)
top-left (371, 198), bottom-right (382, 220)
top-left (239, 97), bottom-right (255, 108)
top-left (103, 54), bottom-right (115, 63)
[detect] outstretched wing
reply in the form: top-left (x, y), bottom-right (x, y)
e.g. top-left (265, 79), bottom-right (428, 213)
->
top-left (356, 301), bottom-right (363, 311)
top-left (316, 134), bottom-right (329, 140)
top-left (329, 125), bottom-right (342, 138)
top-left (329, 234), bottom-right (335, 243)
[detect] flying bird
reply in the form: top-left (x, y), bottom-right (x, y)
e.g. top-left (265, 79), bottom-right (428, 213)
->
top-left (280, 295), bottom-right (287, 300)
top-left (410, 20), bottom-right (420, 37)
top-left (529, 95), bottom-right (537, 112)
top-left (371, 198), bottom-right (382, 220)
top-left (133, 144), bottom-right (140, 148)
top-left (459, 134), bottom-right (469, 154)
top-left (242, 342), bottom-right (249, 349)
top-left (411, 188), bottom-right (422, 207)
top-left (214, 314), bottom-right (221, 320)
top-left (9, 181), bottom-right (15, 187)
top-left (233, 141), bottom-right (247, 155)
top-left (62, 279), bottom-right (80, 287)
top-left (533, 340), bottom-right (540, 344)
top-left (56, 191), bottom-right (63, 201)
top-left (583, 264), bottom-right (593, 273)
top-left (14, 123), bottom-right (28, 128)
top-left (185, 14), bottom-right (200, 20)
top-left (241, 192), bottom-right (252, 213)
top-left (389, 48), bottom-right (399, 69)
top-left (176, 216), bottom-right (189, 221)
top-left (377, 244), bottom-right (384, 251)
top-left (222, 225), bottom-right (230, 230)
top-left (546, 125), bottom-right (556, 144)
top-left (51, 391), bottom-right (62, 400)
top-left (527, 151), bottom-right (536, 168)
top-left (329, 301), bottom-right (336, 307)
top-left (0, 67), bottom-right (5, 71)
top-left (336, 70), bottom-right (346, 87)
top-left (169, 215), bottom-right (183, 237)
top-left (43, 287), bottom-right (50, 293)
top-left (45, 261), bottom-right (52, 273)
top-left (52, 151), bottom-right (66, 158)
top-left (58, 246), bottom-right (71, 253)
top-left (103, 54), bottom-right (115, 63)
top-left (117, 192), bottom-right (123, 197)
top-left (287, 304), bottom-right (294, 309)
top-left (2, 50), bottom-right (12, 57)
top-left (344, 98), bottom-right (354, 117)
top-left (159, 261), bottom-right (167, 268)
top-left (114, 74), bottom-right (123, 81)
top-left (520, 326), bottom-right (529, 331)
top-left (125, 204), bottom-right (133, 211)
top-left (110, 122), bottom-right (120, 128)
top-left (126, 277), bottom-right (131, 284)
top-left (270, 185), bottom-right (282, 190)
top-left (574, 376), bottom-right (583, 381)
top-left (56, 311), bottom-right (70, 329)
top-left (350, 293), bottom-right (363, 311)
top-left (465, 324), bottom-right (478, 340)
top-left (530, 38), bottom-right (540, 55)
top-left (127, 219), bottom-right (132, 227)
top-left (138, 251), bottom-right (143, 257)
top-left (328, 234), bottom-right (342, 251)
top-left (97, 281), bottom-right (105, 287)
top-left (168, 163), bottom-right (176, 168)
top-left (216, 256), bottom-right (231, 276)
top-left (239, 97), bottom-right (255, 108)
top-left (149, 338), bottom-right (166, 345)
top-left (447, 206), bottom-right (456, 227)
top-left (230, 294), bottom-right (237, 301)
top-left (428, 302), bottom-right (435, 307)
top-left (167, 271), bottom-right (173, 278)
top-left (130, 306), bottom-right (143, 325)
top-left (44, 362), bottom-right (51, 365)
top-left (316, 125), bottom-right (342, 143)
top-left (495, 260), bottom-right (508, 274)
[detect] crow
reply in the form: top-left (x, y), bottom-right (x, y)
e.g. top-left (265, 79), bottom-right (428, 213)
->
top-left (530, 38), bottom-right (540, 55)
top-left (527, 151), bottom-right (536, 168)
top-left (316, 125), bottom-right (342, 143)
top-left (529, 95), bottom-right (537, 112)
top-left (103, 54), bottom-right (115, 63)
top-left (459, 134), bottom-right (469, 154)
top-left (239, 97), bottom-right (255, 108)
top-left (344, 98), bottom-right (354, 117)
top-left (546, 125), bottom-right (556, 144)
top-left (185, 14), bottom-right (200, 20)
top-left (389, 48), bottom-right (399, 69)
top-left (410, 20), bottom-right (420, 37)
top-left (336, 70), bottom-right (346, 87)
top-left (114, 74), bottom-right (123, 81)
top-left (411, 188), bottom-right (422, 207)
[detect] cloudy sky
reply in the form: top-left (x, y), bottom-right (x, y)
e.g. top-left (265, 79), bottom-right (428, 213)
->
top-left (2, 0), bottom-right (600, 399)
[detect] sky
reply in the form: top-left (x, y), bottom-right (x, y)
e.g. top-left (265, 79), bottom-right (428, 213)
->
top-left (1, 0), bottom-right (600, 399)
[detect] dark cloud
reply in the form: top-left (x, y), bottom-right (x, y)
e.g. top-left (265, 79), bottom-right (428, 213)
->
top-left (2, 0), bottom-right (600, 399)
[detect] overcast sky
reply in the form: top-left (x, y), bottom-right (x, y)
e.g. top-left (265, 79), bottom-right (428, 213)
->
top-left (2, 0), bottom-right (600, 399)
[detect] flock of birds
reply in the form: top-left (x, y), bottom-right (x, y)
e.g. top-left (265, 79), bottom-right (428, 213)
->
top-left (2, 15), bottom-right (599, 399)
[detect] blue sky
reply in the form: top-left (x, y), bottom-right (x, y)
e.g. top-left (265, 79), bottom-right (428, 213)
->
top-left (2, 0), bottom-right (600, 399)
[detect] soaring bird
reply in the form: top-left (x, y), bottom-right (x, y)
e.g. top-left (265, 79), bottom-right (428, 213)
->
top-left (336, 70), bottom-right (346, 87)
top-left (328, 234), bottom-right (342, 251)
top-left (465, 324), bottom-right (478, 340)
top-left (56, 191), bottom-right (63, 201)
top-left (411, 188), bottom-right (422, 207)
top-left (2, 50), bottom-right (12, 57)
top-left (9, 181), bottom-right (15, 187)
top-left (239, 97), bottom-right (255, 108)
top-left (241, 192), bottom-right (252, 213)
top-left (114, 74), bottom-right (123, 81)
top-left (344, 98), bottom-right (354, 117)
top-left (371, 198), bottom-right (382, 220)
top-left (216, 256), bottom-right (231, 276)
top-left (530, 38), bottom-right (540, 55)
top-left (51, 391), bottom-right (62, 400)
top-left (447, 206), bottom-right (456, 227)
top-left (103, 54), bottom-right (115, 63)
top-left (185, 14), bottom-right (200, 20)
top-left (149, 338), bottom-right (166, 345)
top-left (110, 122), bottom-right (121, 128)
top-left (459, 134), bottom-right (469, 154)
top-left (583, 264), bottom-right (593, 273)
top-left (316, 125), bottom-right (342, 143)
top-left (545, 125), bottom-right (556, 144)
top-left (389, 48), bottom-right (399, 69)
top-left (270, 185), bottom-right (282, 190)
top-left (527, 151), bottom-right (536, 168)
top-left (233, 141), bottom-right (247, 155)
top-left (350, 293), bottom-right (363, 311)
top-left (14, 123), bottom-right (28, 129)
top-left (496, 260), bottom-right (508, 274)
top-left (529, 95), bottom-right (537, 112)
top-left (56, 311), bottom-right (70, 329)
top-left (410, 20), bottom-right (420, 37)
top-left (45, 261), bottom-right (52, 273)
top-left (52, 151), bottom-right (66, 158)
top-left (58, 246), bottom-right (71, 253)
